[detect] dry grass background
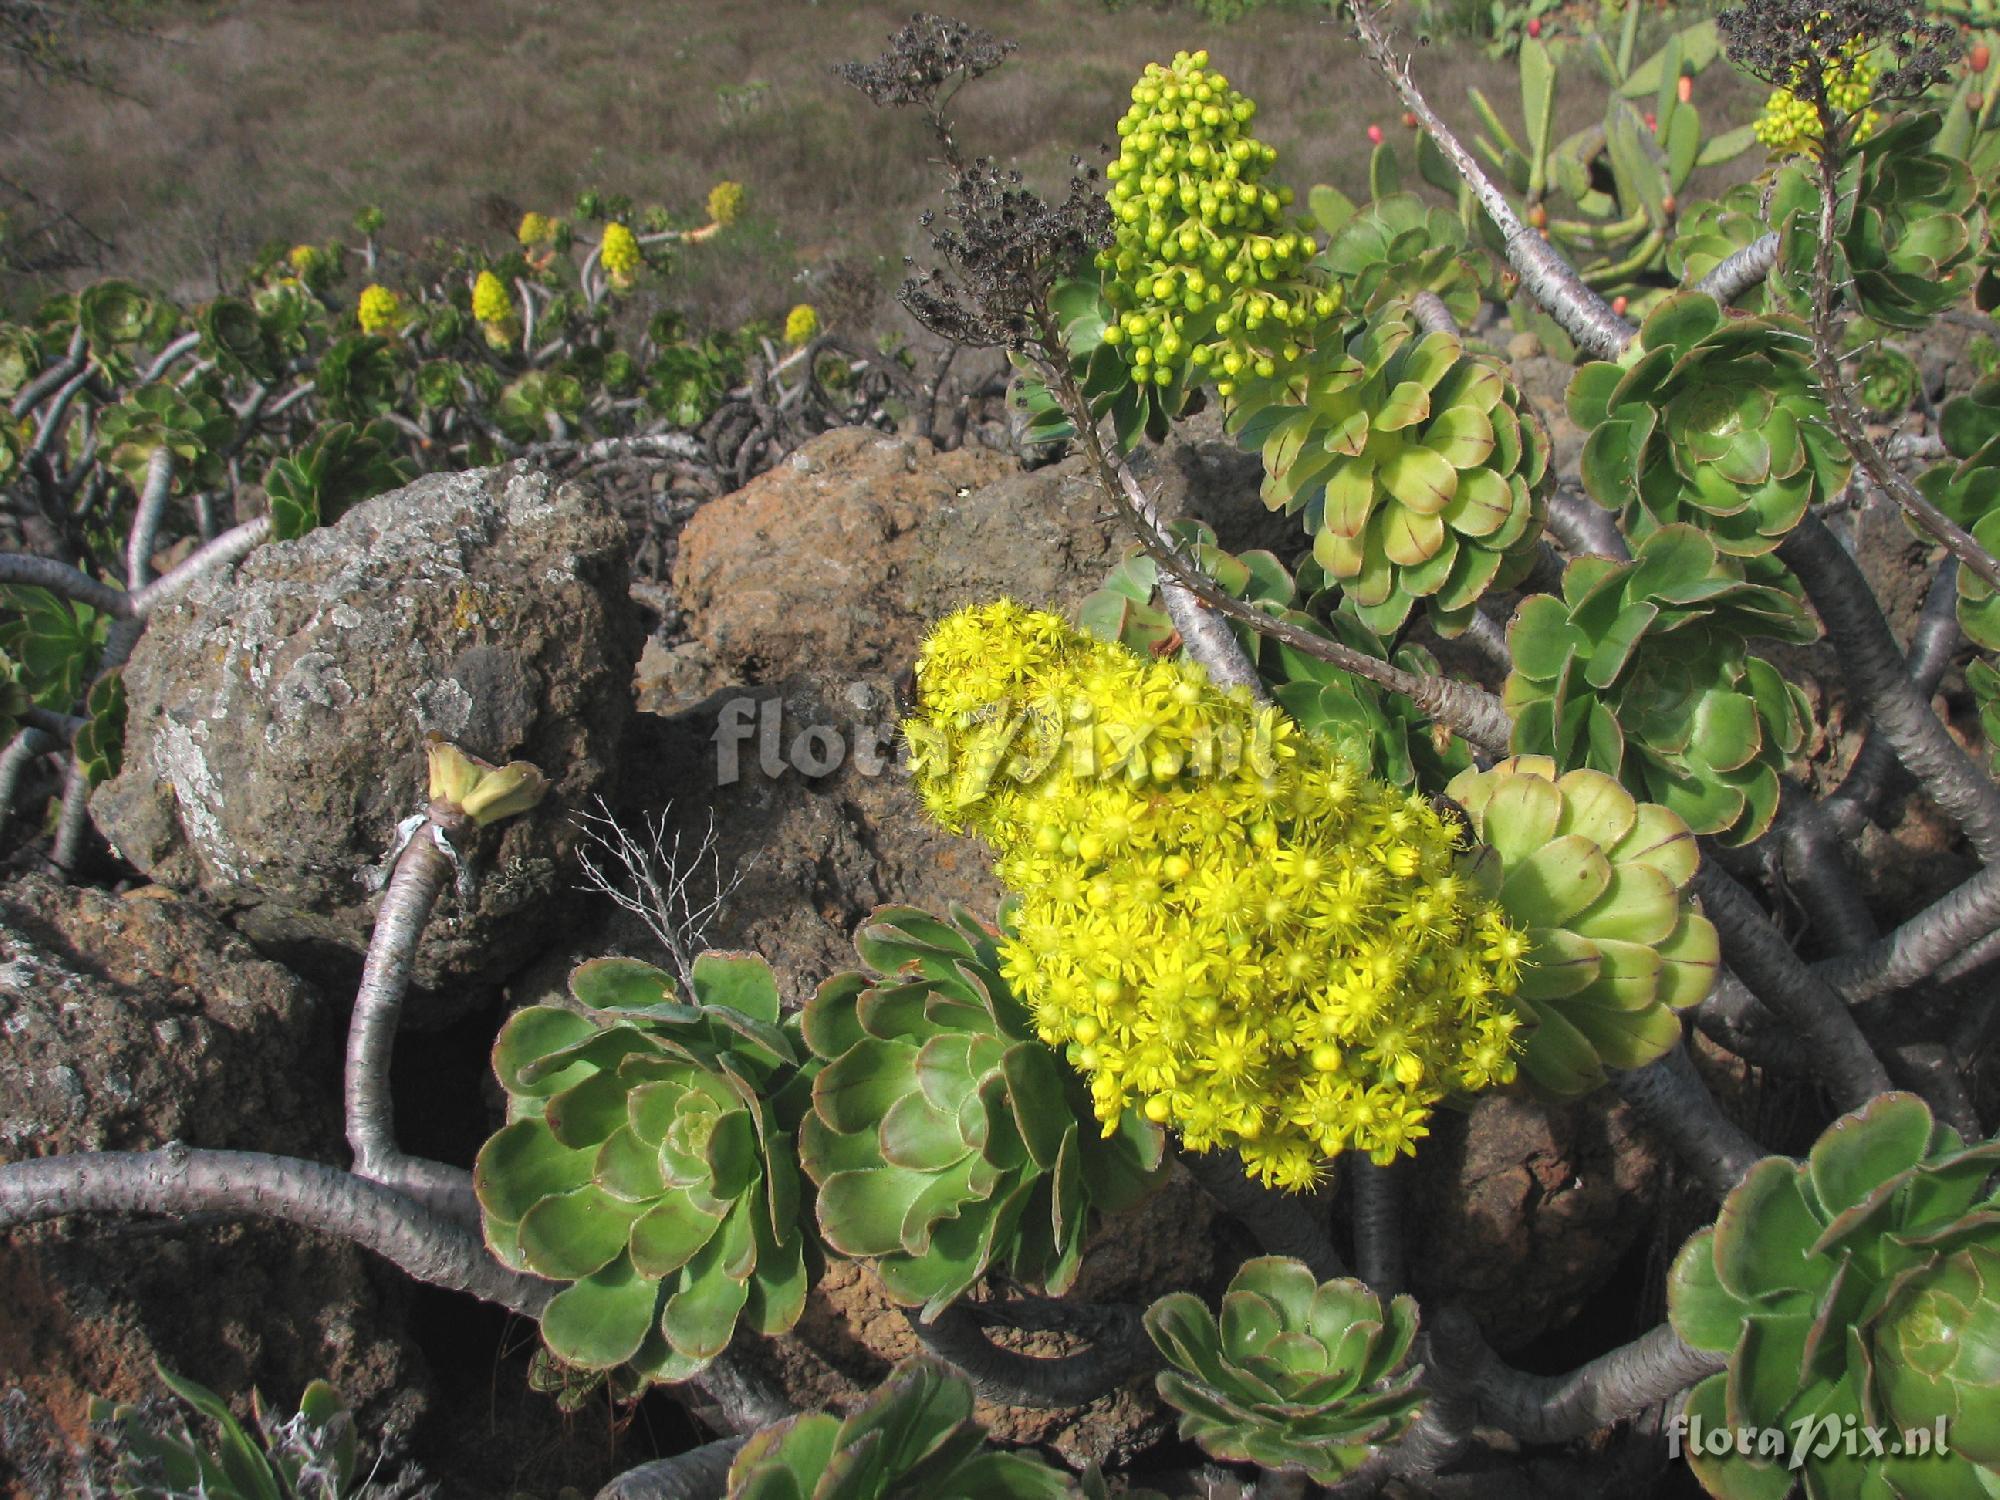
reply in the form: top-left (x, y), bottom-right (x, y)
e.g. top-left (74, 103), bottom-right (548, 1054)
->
top-left (0, 0), bottom-right (1752, 345)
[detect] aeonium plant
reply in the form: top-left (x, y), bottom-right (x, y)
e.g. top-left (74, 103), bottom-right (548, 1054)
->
top-left (475, 950), bottom-right (814, 1384)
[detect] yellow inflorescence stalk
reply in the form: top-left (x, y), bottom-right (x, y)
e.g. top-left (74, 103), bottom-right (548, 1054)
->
top-left (904, 600), bottom-right (1524, 1189)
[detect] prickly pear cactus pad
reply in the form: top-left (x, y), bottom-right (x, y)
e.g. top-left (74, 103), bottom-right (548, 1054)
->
top-left (903, 599), bottom-right (1527, 1188)
top-left (1145, 1256), bottom-right (1426, 1485)
top-left (474, 951), bottom-right (813, 1385)
top-left (1669, 1093), bottom-right (2000, 1500)
top-left (799, 904), bottom-right (1165, 1318)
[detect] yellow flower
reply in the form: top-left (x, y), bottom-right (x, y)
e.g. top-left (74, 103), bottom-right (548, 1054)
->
top-left (600, 222), bottom-right (641, 288)
top-left (517, 211), bottom-right (558, 247)
top-left (707, 180), bottom-right (746, 227)
top-left (356, 284), bottom-right (403, 335)
top-left (904, 602), bottom-right (1526, 1190)
top-left (471, 269), bottom-right (512, 325)
top-left (785, 303), bottom-right (821, 347)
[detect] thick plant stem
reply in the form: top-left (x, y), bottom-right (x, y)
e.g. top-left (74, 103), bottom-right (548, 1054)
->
top-left (1609, 1045), bottom-right (1765, 1199)
top-left (345, 820), bottom-right (477, 1220)
top-left (1693, 232), bottom-right (1780, 307)
top-left (684, 1347), bottom-right (798, 1437)
top-left (1105, 448), bottom-right (1267, 700)
top-left (1821, 860), bottom-right (2000, 1004)
top-left (0, 1147), bottom-right (549, 1318)
top-left (1777, 782), bottom-right (1877, 955)
top-left (1692, 862), bottom-right (1891, 1107)
top-left (128, 515), bottom-right (272, 617)
top-left (1344, 1), bottom-right (1634, 361)
top-left (595, 1438), bottom-right (746, 1500)
top-left (1350, 1156), bottom-right (1404, 1296)
top-left (0, 726), bottom-right (57, 837)
top-left (0, 553), bottom-right (131, 616)
top-left (902, 1300), bottom-right (1158, 1408)
top-left (1779, 518), bottom-right (2000, 864)
top-left (49, 756), bottom-right (94, 875)
top-left (1544, 487), bottom-right (1630, 562)
top-left (126, 447), bottom-right (173, 590)
top-left (1176, 1147), bottom-right (1347, 1281)
top-left (1825, 560), bottom-right (1961, 840)
top-left (1431, 1307), bottom-right (1724, 1445)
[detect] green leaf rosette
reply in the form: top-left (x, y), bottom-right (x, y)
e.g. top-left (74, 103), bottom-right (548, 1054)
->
top-left (1915, 374), bottom-right (2000, 652)
top-left (1448, 755), bottom-right (1718, 1096)
top-left (1231, 304), bottom-right (1550, 636)
top-left (1568, 291), bottom-right (1848, 557)
top-left (1502, 524), bottom-right (1816, 844)
top-left (725, 1355), bottom-right (1077, 1499)
top-left (264, 421), bottom-right (412, 542)
top-left (799, 905), bottom-right (1166, 1319)
top-left (1669, 1094), bottom-right (2000, 1500)
top-left (1773, 112), bottom-right (1986, 332)
top-left (1146, 1256), bottom-right (1425, 1486)
top-left (475, 951), bottom-right (814, 1386)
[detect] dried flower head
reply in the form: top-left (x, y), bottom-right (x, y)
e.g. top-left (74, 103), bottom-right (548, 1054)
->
top-left (900, 159), bottom-right (1112, 349)
top-left (833, 13), bottom-right (1015, 112)
top-left (1719, 0), bottom-right (1953, 111)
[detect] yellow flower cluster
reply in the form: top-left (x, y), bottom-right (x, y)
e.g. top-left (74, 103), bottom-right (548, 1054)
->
top-left (517, 211), bottom-right (559, 247)
top-left (1100, 51), bottom-right (1337, 397)
top-left (288, 244), bottom-right (327, 284)
top-left (904, 600), bottom-right (1524, 1188)
top-left (1754, 38), bottom-right (1879, 153)
top-left (708, 180), bottom-right (746, 227)
top-left (784, 303), bottom-right (820, 347)
top-left (356, 283), bottom-right (403, 335)
top-left (472, 270), bottom-right (512, 325)
top-left (601, 222), bottom-right (642, 288)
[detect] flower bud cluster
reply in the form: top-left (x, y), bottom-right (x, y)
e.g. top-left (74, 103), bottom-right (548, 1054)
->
top-left (1753, 37), bottom-right (1879, 152)
top-left (708, 180), bottom-right (746, 227)
top-left (904, 600), bottom-right (1524, 1189)
top-left (471, 269), bottom-right (517, 350)
top-left (356, 283), bottom-right (404, 336)
top-left (1099, 52), bottom-right (1338, 397)
top-left (517, 211), bottom-right (559, 248)
top-left (600, 222), bottom-right (642, 288)
top-left (785, 302), bottom-right (821, 346)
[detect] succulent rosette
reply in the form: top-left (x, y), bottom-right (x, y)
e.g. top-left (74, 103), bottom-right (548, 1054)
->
top-left (1568, 292), bottom-right (1849, 557)
top-left (1311, 189), bottom-right (1489, 326)
top-left (726, 1355), bottom-right (1076, 1499)
top-left (1503, 524), bottom-right (1817, 844)
top-left (799, 904), bottom-right (1166, 1318)
top-left (1232, 304), bottom-right (1550, 636)
top-left (475, 951), bottom-right (813, 1385)
top-left (1447, 756), bottom-right (1719, 1096)
top-left (1772, 112), bottom-right (1986, 330)
top-left (1669, 1093), bottom-right (2000, 1500)
top-left (1915, 373), bottom-right (2000, 652)
top-left (1145, 1256), bottom-right (1425, 1485)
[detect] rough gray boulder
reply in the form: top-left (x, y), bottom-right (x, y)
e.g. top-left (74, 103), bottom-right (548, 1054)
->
top-left (92, 464), bottom-right (641, 993)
